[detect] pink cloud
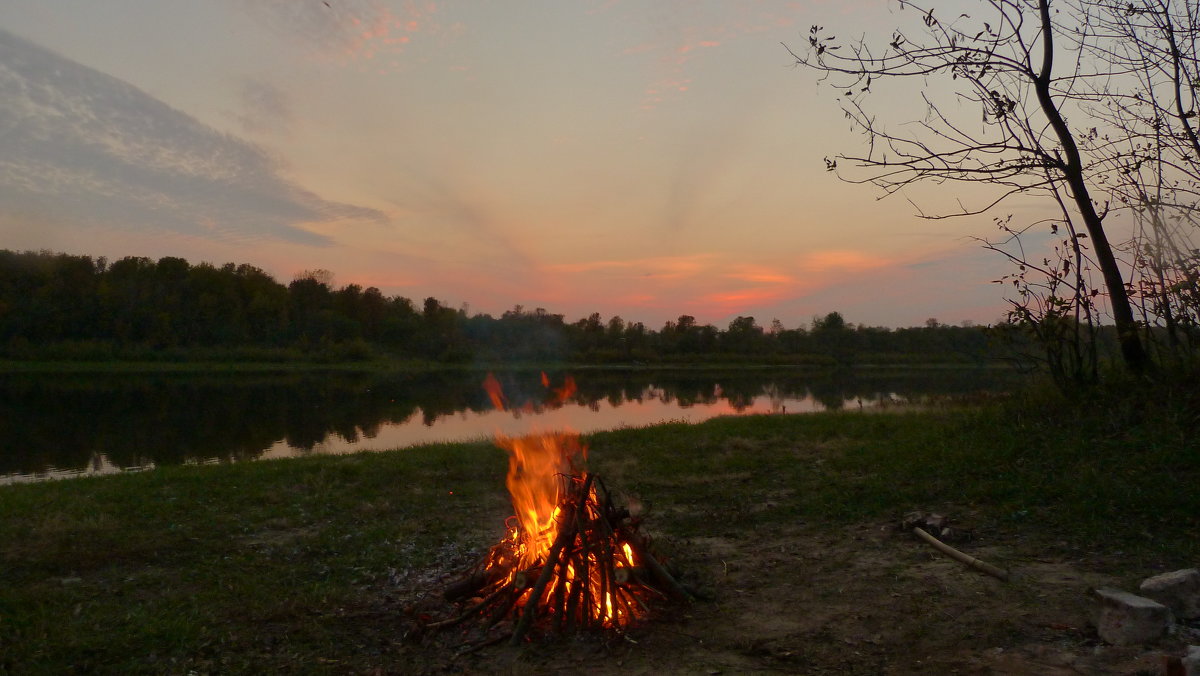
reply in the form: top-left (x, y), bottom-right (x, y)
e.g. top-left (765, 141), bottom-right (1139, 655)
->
top-left (533, 245), bottom-right (963, 324)
top-left (537, 253), bottom-right (811, 322)
top-left (797, 250), bottom-right (894, 274)
top-left (547, 254), bottom-right (715, 281)
top-left (240, 0), bottom-right (445, 70)
top-left (700, 286), bottom-right (793, 309)
top-left (724, 266), bottom-right (797, 285)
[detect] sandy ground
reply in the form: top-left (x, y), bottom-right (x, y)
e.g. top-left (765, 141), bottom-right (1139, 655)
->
top-left (362, 518), bottom-right (1198, 675)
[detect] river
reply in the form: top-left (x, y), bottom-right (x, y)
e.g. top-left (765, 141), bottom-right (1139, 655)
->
top-left (0, 367), bottom-right (1021, 484)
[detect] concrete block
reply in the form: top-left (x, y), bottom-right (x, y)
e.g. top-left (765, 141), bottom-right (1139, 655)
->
top-left (1089, 587), bottom-right (1173, 646)
top-left (1182, 645), bottom-right (1200, 676)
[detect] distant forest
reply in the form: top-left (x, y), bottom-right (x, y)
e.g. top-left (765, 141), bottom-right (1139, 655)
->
top-left (0, 250), bottom-right (1011, 364)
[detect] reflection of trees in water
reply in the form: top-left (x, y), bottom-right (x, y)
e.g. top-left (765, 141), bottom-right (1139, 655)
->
top-left (711, 379), bottom-right (760, 411)
top-left (0, 368), bottom-right (1021, 476)
top-left (806, 378), bottom-right (847, 410)
top-left (764, 383), bottom-right (786, 413)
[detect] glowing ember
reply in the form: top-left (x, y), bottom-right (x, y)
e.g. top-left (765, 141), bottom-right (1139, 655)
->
top-left (430, 373), bottom-right (692, 644)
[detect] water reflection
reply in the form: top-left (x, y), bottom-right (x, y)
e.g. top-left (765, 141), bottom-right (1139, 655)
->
top-left (0, 368), bottom-right (1017, 483)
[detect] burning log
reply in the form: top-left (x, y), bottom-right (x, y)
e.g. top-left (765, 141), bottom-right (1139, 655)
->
top-left (443, 566), bottom-right (508, 602)
top-left (613, 566), bottom-right (643, 585)
top-left (431, 468), bottom-right (686, 644)
top-left (509, 477), bottom-right (584, 645)
top-left (422, 373), bottom-right (691, 647)
top-left (620, 525), bottom-right (694, 604)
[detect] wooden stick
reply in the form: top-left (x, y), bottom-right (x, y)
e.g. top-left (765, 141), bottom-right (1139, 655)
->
top-left (509, 514), bottom-right (576, 645)
top-left (600, 525), bottom-right (619, 624)
top-left (636, 581), bottom-right (668, 601)
top-left (622, 529), bottom-right (693, 604)
top-left (598, 549), bottom-right (611, 624)
top-left (590, 494), bottom-right (622, 623)
top-left (427, 580), bottom-right (513, 629)
top-left (573, 474), bottom-right (598, 630)
top-left (614, 586), bottom-right (636, 628)
top-left (581, 535), bottom-right (599, 627)
top-left (443, 564), bottom-right (507, 602)
top-left (614, 566), bottom-right (645, 585)
top-left (512, 569), bottom-right (531, 590)
top-left (509, 474), bottom-right (593, 646)
top-left (454, 631), bottom-right (512, 657)
top-left (485, 587), bottom-right (520, 628)
top-left (912, 527), bottom-right (1010, 582)
top-left (564, 549), bottom-right (584, 633)
top-left (630, 588), bottom-right (652, 614)
top-left (551, 543), bottom-right (571, 630)
top-left (583, 501), bottom-right (610, 626)
top-left (579, 540), bottom-right (592, 629)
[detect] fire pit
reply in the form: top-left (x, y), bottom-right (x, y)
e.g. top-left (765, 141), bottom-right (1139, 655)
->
top-left (422, 373), bottom-right (691, 647)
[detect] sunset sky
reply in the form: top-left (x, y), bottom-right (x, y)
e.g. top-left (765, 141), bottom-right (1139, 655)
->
top-left (0, 0), bottom-right (1039, 329)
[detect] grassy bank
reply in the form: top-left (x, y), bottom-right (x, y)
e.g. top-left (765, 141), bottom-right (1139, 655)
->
top-left (0, 358), bottom-right (439, 374)
top-left (1, 386), bottom-right (1197, 674)
top-left (0, 359), bottom-right (1016, 375)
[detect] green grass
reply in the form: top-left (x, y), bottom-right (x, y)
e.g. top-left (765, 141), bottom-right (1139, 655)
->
top-left (589, 392), bottom-right (1200, 553)
top-left (0, 446), bottom-right (513, 674)
top-left (0, 358), bottom-right (442, 374)
top-left (1, 384), bottom-right (1197, 673)
top-left (0, 358), bottom-right (1019, 375)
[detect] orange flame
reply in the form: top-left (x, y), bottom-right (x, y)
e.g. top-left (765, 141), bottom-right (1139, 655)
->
top-left (497, 430), bottom-right (583, 567)
top-left (485, 373), bottom-right (584, 567)
top-left (483, 372), bottom-right (507, 411)
top-left (481, 373), bottom-right (644, 629)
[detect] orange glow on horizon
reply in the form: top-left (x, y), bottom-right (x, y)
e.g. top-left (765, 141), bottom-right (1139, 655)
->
top-left (263, 240), bottom-right (1000, 330)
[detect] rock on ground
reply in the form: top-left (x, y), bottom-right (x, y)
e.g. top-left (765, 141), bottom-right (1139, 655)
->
top-left (1089, 587), bottom-right (1173, 646)
top-left (1181, 645), bottom-right (1200, 676)
top-left (1141, 569), bottom-right (1200, 620)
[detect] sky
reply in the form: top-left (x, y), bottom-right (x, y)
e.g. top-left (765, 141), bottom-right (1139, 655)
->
top-left (0, 0), bottom-right (1029, 329)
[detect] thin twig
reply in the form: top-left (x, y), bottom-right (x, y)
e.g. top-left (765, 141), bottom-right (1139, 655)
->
top-left (427, 580), bottom-right (514, 630)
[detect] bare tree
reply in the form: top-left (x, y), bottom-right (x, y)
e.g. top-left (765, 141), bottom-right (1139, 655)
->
top-left (1068, 0), bottom-right (1200, 363)
top-left (788, 0), bottom-right (1155, 374)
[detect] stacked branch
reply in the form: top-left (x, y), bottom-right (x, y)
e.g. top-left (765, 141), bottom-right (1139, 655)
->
top-left (430, 472), bottom-right (690, 646)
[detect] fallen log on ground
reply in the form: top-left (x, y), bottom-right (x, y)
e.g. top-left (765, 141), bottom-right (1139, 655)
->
top-left (912, 526), bottom-right (1010, 582)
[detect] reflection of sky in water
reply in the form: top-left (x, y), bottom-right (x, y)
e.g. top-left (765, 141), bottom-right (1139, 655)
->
top-left (1, 385), bottom-right (901, 485)
top-left (258, 389), bottom-right (881, 459)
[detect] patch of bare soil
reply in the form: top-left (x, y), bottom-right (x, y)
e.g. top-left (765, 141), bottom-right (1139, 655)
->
top-left (353, 522), bottom-right (1196, 675)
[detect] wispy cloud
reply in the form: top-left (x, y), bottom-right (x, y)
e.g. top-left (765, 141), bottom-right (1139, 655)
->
top-left (233, 0), bottom-right (448, 67)
top-left (233, 78), bottom-right (293, 136)
top-left (0, 29), bottom-right (384, 246)
top-left (536, 245), bottom-right (949, 324)
top-left (546, 254), bottom-right (716, 280)
top-left (724, 265), bottom-right (797, 284)
top-left (399, 172), bottom-right (539, 271)
top-left (605, 0), bottom-right (804, 110)
top-left (796, 250), bottom-right (894, 274)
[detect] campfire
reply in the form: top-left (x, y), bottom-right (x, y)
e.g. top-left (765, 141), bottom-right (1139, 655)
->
top-left (425, 373), bottom-right (691, 647)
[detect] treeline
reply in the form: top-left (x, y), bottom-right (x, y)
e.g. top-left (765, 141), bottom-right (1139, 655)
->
top-left (0, 250), bottom-right (1005, 364)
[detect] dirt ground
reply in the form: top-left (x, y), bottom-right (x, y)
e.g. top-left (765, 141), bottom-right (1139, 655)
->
top-left (348, 518), bottom-right (1199, 675)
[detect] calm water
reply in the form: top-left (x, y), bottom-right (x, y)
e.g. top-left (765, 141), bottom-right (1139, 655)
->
top-left (0, 368), bottom-right (1020, 484)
